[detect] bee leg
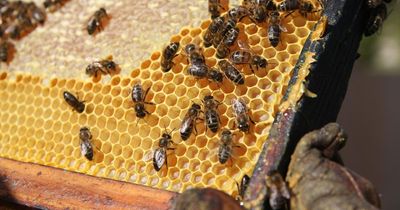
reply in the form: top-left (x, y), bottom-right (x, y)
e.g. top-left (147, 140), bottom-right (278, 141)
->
top-left (193, 119), bottom-right (203, 135)
top-left (145, 108), bottom-right (151, 115)
top-left (228, 157), bottom-right (234, 167)
top-left (75, 92), bottom-right (86, 103)
top-left (249, 64), bottom-right (255, 74)
top-left (143, 86), bottom-right (155, 105)
top-left (249, 16), bottom-right (258, 24)
top-left (135, 117), bottom-right (145, 127)
top-left (284, 10), bottom-right (296, 18)
top-left (218, 3), bottom-right (226, 10)
top-left (236, 181), bottom-right (240, 192)
top-left (194, 124), bottom-right (198, 136)
top-left (164, 153), bottom-right (168, 171)
top-left (98, 22), bottom-right (104, 32)
top-left (249, 116), bottom-right (256, 125)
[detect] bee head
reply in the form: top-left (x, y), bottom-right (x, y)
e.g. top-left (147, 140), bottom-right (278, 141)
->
top-left (134, 103), bottom-right (147, 118)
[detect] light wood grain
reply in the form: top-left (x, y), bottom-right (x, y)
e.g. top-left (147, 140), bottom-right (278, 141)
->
top-left (0, 157), bottom-right (176, 209)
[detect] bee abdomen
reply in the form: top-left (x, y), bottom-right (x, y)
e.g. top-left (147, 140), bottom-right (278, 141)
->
top-left (80, 141), bottom-right (93, 161)
top-left (206, 110), bottom-right (220, 133)
top-left (153, 148), bottom-right (166, 171)
top-left (161, 57), bottom-right (173, 72)
top-left (187, 64), bottom-right (208, 78)
top-left (180, 129), bottom-right (192, 141)
top-left (225, 68), bottom-right (244, 85)
top-left (131, 85), bottom-right (142, 102)
top-left (63, 91), bottom-right (85, 113)
top-left (268, 25), bottom-right (280, 47)
top-left (218, 145), bottom-right (231, 164)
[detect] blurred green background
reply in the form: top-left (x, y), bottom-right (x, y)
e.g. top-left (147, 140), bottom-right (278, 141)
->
top-left (339, 1), bottom-right (400, 209)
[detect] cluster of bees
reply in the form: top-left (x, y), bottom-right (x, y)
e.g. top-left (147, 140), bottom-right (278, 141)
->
top-left (0, 0), bottom-right (110, 65)
top-left (0, 0), bottom-right (71, 64)
top-left (0, 1), bottom-right (45, 63)
top-left (155, 0), bottom-right (326, 168)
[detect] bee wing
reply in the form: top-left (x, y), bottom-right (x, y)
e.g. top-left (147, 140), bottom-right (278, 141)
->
top-left (153, 148), bottom-right (166, 171)
top-left (179, 117), bottom-right (191, 133)
top-left (143, 150), bottom-right (154, 162)
top-left (80, 141), bottom-right (92, 156)
top-left (236, 39), bottom-right (259, 57)
top-left (279, 25), bottom-right (288, 33)
top-left (237, 40), bottom-right (252, 52)
top-left (232, 98), bottom-right (247, 114)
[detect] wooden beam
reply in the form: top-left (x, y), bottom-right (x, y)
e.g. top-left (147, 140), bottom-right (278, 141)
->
top-left (0, 157), bottom-right (176, 209)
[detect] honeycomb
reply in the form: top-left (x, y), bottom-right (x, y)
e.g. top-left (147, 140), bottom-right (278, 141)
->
top-left (0, 1), bottom-right (325, 198)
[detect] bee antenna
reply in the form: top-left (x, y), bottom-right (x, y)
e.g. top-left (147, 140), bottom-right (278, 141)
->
top-left (170, 128), bottom-right (177, 134)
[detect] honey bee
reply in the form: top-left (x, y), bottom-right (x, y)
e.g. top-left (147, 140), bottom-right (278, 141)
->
top-left (230, 40), bottom-right (268, 73)
top-left (0, 1), bottom-right (18, 23)
top-left (216, 27), bottom-right (239, 59)
top-left (153, 128), bottom-right (176, 171)
top-left (227, 6), bottom-right (250, 22)
top-left (364, 3), bottom-right (387, 36)
top-left (27, 3), bottom-right (46, 25)
top-left (131, 83), bottom-right (154, 119)
top-left (85, 56), bottom-right (117, 77)
top-left (207, 68), bottom-right (224, 84)
top-left (79, 127), bottom-right (94, 161)
top-left (268, 11), bottom-right (287, 47)
top-left (203, 95), bottom-right (221, 133)
top-left (87, 8), bottom-right (109, 35)
top-left (298, 0), bottom-right (323, 17)
top-left (0, 39), bottom-right (13, 63)
top-left (266, 171), bottom-right (290, 210)
top-left (212, 18), bottom-right (237, 48)
top-left (278, 0), bottom-right (323, 17)
top-left (161, 42), bottom-right (180, 72)
top-left (187, 63), bottom-right (209, 79)
top-left (218, 129), bottom-right (239, 164)
top-left (180, 102), bottom-right (202, 141)
top-left (277, 0), bottom-right (299, 12)
top-left (232, 98), bottom-right (255, 133)
top-left (208, 0), bottom-right (223, 19)
top-left (184, 43), bottom-right (205, 65)
top-left (247, 2), bottom-right (268, 23)
top-left (236, 174), bottom-right (250, 203)
top-left (218, 60), bottom-right (245, 85)
top-left (63, 91), bottom-right (85, 113)
top-left (0, 43), bottom-right (7, 63)
top-left (203, 16), bottom-right (225, 47)
top-left (367, 0), bottom-right (392, 8)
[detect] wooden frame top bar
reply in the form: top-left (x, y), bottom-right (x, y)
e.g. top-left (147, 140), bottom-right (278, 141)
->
top-left (0, 158), bottom-right (176, 209)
